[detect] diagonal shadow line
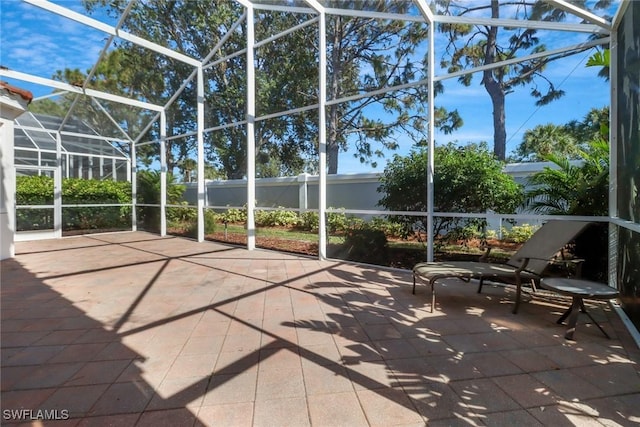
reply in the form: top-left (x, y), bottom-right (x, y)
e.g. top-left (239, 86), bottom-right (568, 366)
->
top-left (15, 234), bottom-right (180, 256)
top-left (155, 305), bottom-right (420, 417)
top-left (22, 234), bottom-right (353, 342)
top-left (111, 258), bottom-right (171, 333)
top-left (16, 241), bottom-right (116, 255)
top-left (30, 246), bottom-right (240, 282)
top-left (118, 259), bottom-right (348, 338)
top-left (18, 233), bottom-right (423, 418)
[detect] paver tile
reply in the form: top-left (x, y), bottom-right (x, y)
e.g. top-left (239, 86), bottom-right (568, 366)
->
top-left (2, 233), bottom-right (638, 427)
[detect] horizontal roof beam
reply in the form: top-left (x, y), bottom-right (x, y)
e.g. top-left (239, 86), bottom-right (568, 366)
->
top-left (0, 69), bottom-right (164, 112)
top-left (251, 3), bottom-right (317, 15)
top-left (435, 36), bottom-right (610, 82)
top-left (433, 14), bottom-right (608, 34)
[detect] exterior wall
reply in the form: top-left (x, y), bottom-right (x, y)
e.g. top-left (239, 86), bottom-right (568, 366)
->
top-left (615, 1), bottom-right (640, 329)
top-left (183, 163), bottom-right (554, 215)
top-left (1, 118), bottom-right (16, 259)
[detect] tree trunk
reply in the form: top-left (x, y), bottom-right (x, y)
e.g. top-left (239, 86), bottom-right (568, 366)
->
top-left (327, 16), bottom-right (343, 174)
top-left (486, 80), bottom-right (507, 160)
top-left (327, 105), bottom-right (340, 174)
top-left (481, 0), bottom-right (507, 160)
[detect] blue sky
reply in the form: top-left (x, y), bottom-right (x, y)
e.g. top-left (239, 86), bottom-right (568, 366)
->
top-left (1, 0), bottom-right (614, 174)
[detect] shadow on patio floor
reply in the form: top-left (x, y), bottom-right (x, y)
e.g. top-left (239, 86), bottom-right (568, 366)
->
top-left (1, 232), bottom-right (639, 426)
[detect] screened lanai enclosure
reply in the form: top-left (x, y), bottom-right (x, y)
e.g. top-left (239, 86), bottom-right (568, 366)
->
top-left (0, 1), bottom-right (638, 332)
top-left (15, 112), bottom-right (130, 181)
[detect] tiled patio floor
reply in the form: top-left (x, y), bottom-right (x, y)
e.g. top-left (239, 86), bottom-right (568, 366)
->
top-left (1, 232), bottom-right (639, 426)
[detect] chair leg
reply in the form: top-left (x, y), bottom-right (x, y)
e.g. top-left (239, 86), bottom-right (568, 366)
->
top-left (412, 274), bottom-right (417, 295)
top-left (564, 297), bottom-right (582, 340)
top-left (512, 277), bottom-right (522, 314)
top-left (430, 279), bottom-right (436, 313)
top-left (477, 278), bottom-right (484, 294)
top-left (580, 301), bottom-right (611, 339)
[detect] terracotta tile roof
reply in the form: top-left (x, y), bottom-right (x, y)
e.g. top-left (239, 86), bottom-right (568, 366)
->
top-left (0, 81), bottom-right (33, 104)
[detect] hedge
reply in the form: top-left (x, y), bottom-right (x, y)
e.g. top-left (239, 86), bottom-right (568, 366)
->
top-left (16, 176), bottom-right (132, 231)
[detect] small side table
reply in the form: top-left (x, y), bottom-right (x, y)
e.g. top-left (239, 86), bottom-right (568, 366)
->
top-left (540, 277), bottom-right (619, 340)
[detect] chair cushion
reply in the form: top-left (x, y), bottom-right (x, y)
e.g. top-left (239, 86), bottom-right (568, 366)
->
top-left (413, 261), bottom-right (538, 282)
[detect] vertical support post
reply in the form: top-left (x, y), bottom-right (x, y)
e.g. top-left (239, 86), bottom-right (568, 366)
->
top-left (131, 142), bottom-right (137, 231)
top-left (426, 22), bottom-right (435, 262)
top-left (608, 28), bottom-right (618, 287)
top-left (298, 173), bottom-right (309, 214)
top-left (197, 66), bottom-right (206, 242)
top-left (111, 157), bottom-right (116, 181)
top-left (0, 117), bottom-right (16, 259)
top-left (318, 10), bottom-right (327, 260)
top-left (54, 132), bottom-right (62, 238)
top-left (246, 4), bottom-right (256, 250)
top-left (160, 111), bottom-right (167, 237)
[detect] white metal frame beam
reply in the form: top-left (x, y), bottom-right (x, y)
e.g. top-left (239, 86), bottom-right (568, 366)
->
top-left (0, 69), bottom-right (164, 112)
top-left (546, 0), bottom-right (612, 30)
top-left (245, 2), bottom-right (257, 251)
top-left (415, 0), bottom-right (436, 261)
top-left (303, 0), bottom-right (327, 259)
top-left (58, 0), bottom-right (136, 134)
top-left (432, 14), bottom-right (608, 34)
top-left (197, 66), bottom-right (206, 243)
top-left (24, 0), bottom-right (201, 67)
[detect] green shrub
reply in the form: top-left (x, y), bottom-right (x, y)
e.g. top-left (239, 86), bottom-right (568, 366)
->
top-left (296, 210), bottom-right (361, 234)
top-left (296, 211), bottom-right (319, 232)
top-left (502, 223), bottom-right (538, 243)
top-left (378, 143), bottom-right (523, 241)
top-left (16, 175), bottom-right (132, 231)
top-left (327, 209), bottom-right (351, 233)
top-left (370, 218), bottom-right (406, 239)
top-left (343, 224), bottom-right (388, 264)
top-left (222, 207), bottom-right (247, 224)
top-left (185, 209), bottom-right (218, 236)
top-left (16, 175), bottom-right (54, 204)
top-left (255, 208), bottom-right (299, 227)
top-left (136, 170), bottom-right (185, 231)
top-left (16, 176), bottom-right (55, 231)
top-left (204, 209), bottom-right (218, 234)
top-left (63, 178), bottom-right (132, 230)
top-left (485, 229), bottom-right (499, 240)
top-left (445, 223), bottom-right (484, 243)
top-left (167, 202), bottom-right (197, 223)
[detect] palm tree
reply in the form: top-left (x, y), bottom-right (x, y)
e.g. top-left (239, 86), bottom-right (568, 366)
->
top-left (524, 138), bottom-right (608, 216)
top-left (514, 124), bottom-right (580, 162)
top-left (524, 137), bottom-right (609, 280)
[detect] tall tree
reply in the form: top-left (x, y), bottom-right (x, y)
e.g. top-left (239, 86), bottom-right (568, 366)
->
top-left (28, 57), bottom-right (162, 163)
top-left (77, 1), bottom-right (462, 177)
top-left (324, 2), bottom-right (462, 173)
top-left (436, 0), bottom-right (611, 160)
top-left (88, 0), bottom-right (463, 176)
top-left (512, 123), bottom-right (579, 162)
top-left (510, 106), bottom-right (609, 162)
top-left (83, 0), bottom-right (320, 178)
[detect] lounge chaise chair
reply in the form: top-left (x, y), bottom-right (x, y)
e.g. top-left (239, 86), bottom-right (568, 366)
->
top-left (412, 220), bottom-right (592, 314)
